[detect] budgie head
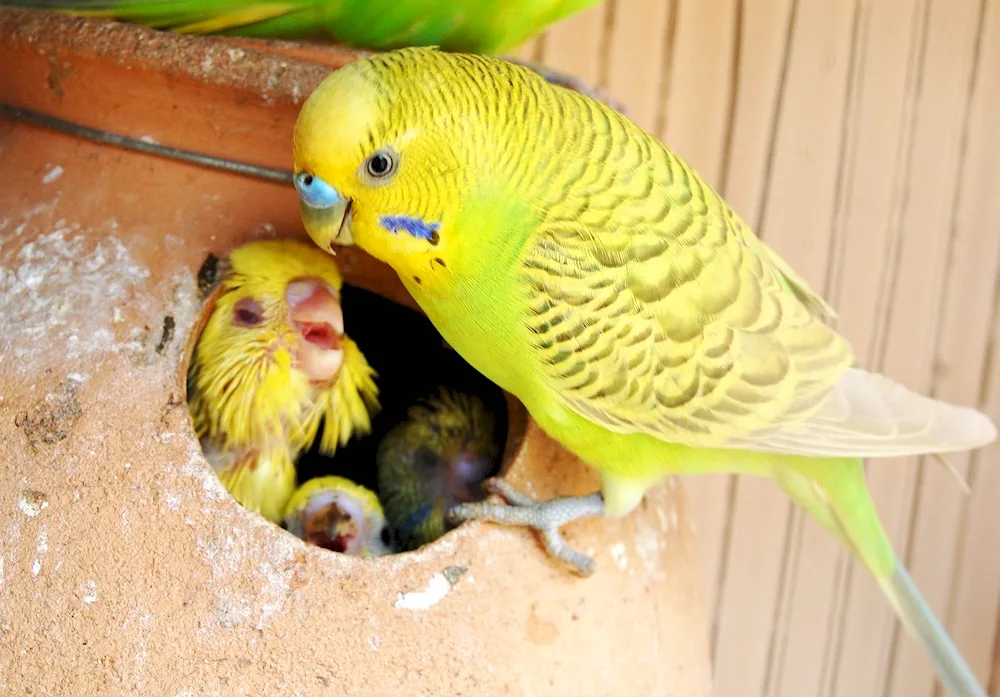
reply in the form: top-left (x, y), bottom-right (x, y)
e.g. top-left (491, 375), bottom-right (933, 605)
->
top-left (283, 475), bottom-right (392, 557)
top-left (188, 239), bottom-right (348, 450)
top-left (292, 48), bottom-right (537, 286)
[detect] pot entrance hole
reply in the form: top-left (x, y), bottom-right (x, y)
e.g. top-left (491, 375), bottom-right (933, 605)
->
top-left (186, 244), bottom-right (516, 559)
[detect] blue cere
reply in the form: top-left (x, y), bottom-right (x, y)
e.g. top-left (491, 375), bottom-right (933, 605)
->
top-left (294, 171), bottom-right (344, 208)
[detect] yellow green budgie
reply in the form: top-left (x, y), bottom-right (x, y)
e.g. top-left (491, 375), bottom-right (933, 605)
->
top-left (282, 475), bottom-right (391, 556)
top-left (289, 47), bottom-right (997, 696)
top-left (377, 389), bottom-right (499, 551)
top-left (188, 238), bottom-right (380, 523)
top-left (11, 0), bottom-right (599, 54)
top-left (7, 0), bottom-right (614, 106)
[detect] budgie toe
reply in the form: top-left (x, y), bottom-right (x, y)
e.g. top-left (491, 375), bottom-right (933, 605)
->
top-left (447, 477), bottom-right (604, 576)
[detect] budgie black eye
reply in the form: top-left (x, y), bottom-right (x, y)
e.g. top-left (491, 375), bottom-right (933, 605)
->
top-left (232, 297), bottom-right (264, 328)
top-left (365, 150), bottom-right (396, 179)
top-left (380, 525), bottom-right (392, 548)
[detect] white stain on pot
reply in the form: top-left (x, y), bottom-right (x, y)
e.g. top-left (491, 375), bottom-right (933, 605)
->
top-left (393, 572), bottom-right (453, 611)
top-left (609, 542), bottom-right (629, 571)
top-left (82, 580), bottom-right (98, 604)
top-left (634, 522), bottom-right (666, 580)
top-left (41, 165), bottom-right (64, 184)
top-left (17, 493), bottom-right (48, 517)
top-left (0, 222), bottom-right (151, 372)
top-left (656, 503), bottom-right (678, 535)
top-left (31, 531), bottom-right (49, 578)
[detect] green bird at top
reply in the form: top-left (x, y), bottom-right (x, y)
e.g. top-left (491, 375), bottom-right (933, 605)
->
top-left (7, 0), bottom-right (618, 109)
top-left (5, 0), bottom-right (603, 55)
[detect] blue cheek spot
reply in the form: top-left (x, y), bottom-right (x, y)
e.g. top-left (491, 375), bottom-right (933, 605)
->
top-left (379, 214), bottom-right (441, 242)
top-left (294, 171), bottom-right (344, 209)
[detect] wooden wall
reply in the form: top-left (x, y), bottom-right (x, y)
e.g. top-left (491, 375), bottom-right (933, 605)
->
top-left (518, 2), bottom-right (1000, 696)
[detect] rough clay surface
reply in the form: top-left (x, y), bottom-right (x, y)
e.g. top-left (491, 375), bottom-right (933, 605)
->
top-left (0, 8), bottom-right (712, 696)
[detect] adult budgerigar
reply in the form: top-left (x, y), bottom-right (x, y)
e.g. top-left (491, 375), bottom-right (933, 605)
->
top-left (377, 389), bottom-right (499, 552)
top-left (283, 475), bottom-right (392, 556)
top-left (188, 238), bottom-right (380, 523)
top-left (5, 0), bottom-right (614, 104)
top-left (10, 0), bottom-right (601, 55)
top-left (289, 48), bottom-right (997, 697)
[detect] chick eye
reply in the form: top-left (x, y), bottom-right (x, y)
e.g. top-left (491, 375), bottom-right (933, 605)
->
top-left (365, 150), bottom-right (396, 179)
top-left (232, 297), bottom-right (264, 328)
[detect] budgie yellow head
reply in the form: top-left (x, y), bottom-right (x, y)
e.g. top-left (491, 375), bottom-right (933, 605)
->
top-left (188, 239), bottom-right (349, 450)
top-left (293, 47), bottom-right (540, 289)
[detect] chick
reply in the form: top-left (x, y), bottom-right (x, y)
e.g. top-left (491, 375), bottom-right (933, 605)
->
top-left (377, 390), bottom-right (500, 551)
top-left (188, 238), bottom-right (380, 523)
top-left (283, 476), bottom-right (391, 557)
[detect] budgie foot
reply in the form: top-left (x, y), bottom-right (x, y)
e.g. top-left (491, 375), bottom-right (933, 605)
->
top-left (505, 58), bottom-right (630, 117)
top-left (447, 477), bottom-right (604, 577)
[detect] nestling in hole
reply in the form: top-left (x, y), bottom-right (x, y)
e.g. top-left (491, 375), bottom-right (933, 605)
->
top-left (185, 238), bottom-right (509, 557)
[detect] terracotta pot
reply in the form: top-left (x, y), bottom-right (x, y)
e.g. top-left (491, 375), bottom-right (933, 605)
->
top-left (0, 9), bottom-right (712, 695)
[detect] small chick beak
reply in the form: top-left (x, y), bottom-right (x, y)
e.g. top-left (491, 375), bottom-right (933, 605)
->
top-left (294, 171), bottom-right (354, 253)
top-left (286, 277), bottom-right (345, 383)
top-left (301, 495), bottom-right (363, 555)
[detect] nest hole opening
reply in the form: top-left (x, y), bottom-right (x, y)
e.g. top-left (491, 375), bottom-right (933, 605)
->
top-left (185, 247), bottom-right (525, 560)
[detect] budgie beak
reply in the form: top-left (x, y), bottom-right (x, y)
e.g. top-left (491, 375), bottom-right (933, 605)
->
top-left (293, 171), bottom-right (354, 251)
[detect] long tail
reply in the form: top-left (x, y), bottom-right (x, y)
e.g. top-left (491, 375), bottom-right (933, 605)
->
top-left (775, 459), bottom-right (987, 697)
top-left (877, 561), bottom-right (986, 697)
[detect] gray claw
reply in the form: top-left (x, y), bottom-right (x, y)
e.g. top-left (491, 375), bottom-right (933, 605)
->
top-left (447, 478), bottom-right (604, 577)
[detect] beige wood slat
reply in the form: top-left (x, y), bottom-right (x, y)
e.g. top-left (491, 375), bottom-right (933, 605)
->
top-left (819, 0), bottom-right (924, 697)
top-left (659, 0), bottom-right (737, 172)
top-left (654, 0), bottom-right (740, 642)
top-left (714, 0), bottom-right (792, 217)
top-left (817, 1), bottom-right (987, 696)
top-left (512, 37), bottom-right (543, 62)
top-left (706, 2), bottom-right (795, 695)
top-left (727, 4), bottom-right (858, 697)
top-left (537, 1), bottom-right (609, 85)
top-left (907, 2), bottom-right (1000, 695)
top-left (604, 0), bottom-right (674, 132)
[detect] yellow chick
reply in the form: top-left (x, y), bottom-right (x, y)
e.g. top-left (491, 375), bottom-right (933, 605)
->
top-left (188, 238), bottom-right (380, 523)
top-left (282, 475), bottom-right (391, 557)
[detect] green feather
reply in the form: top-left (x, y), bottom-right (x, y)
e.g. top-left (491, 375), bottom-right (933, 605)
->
top-left (5, 0), bottom-right (603, 54)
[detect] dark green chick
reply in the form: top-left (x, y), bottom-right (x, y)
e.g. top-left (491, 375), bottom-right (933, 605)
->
top-left (377, 389), bottom-right (500, 551)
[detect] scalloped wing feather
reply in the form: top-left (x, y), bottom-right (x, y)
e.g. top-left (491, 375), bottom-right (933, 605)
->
top-left (521, 130), bottom-right (995, 458)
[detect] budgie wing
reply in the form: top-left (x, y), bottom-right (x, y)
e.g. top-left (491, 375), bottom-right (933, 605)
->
top-left (521, 205), bottom-right (994, 458)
